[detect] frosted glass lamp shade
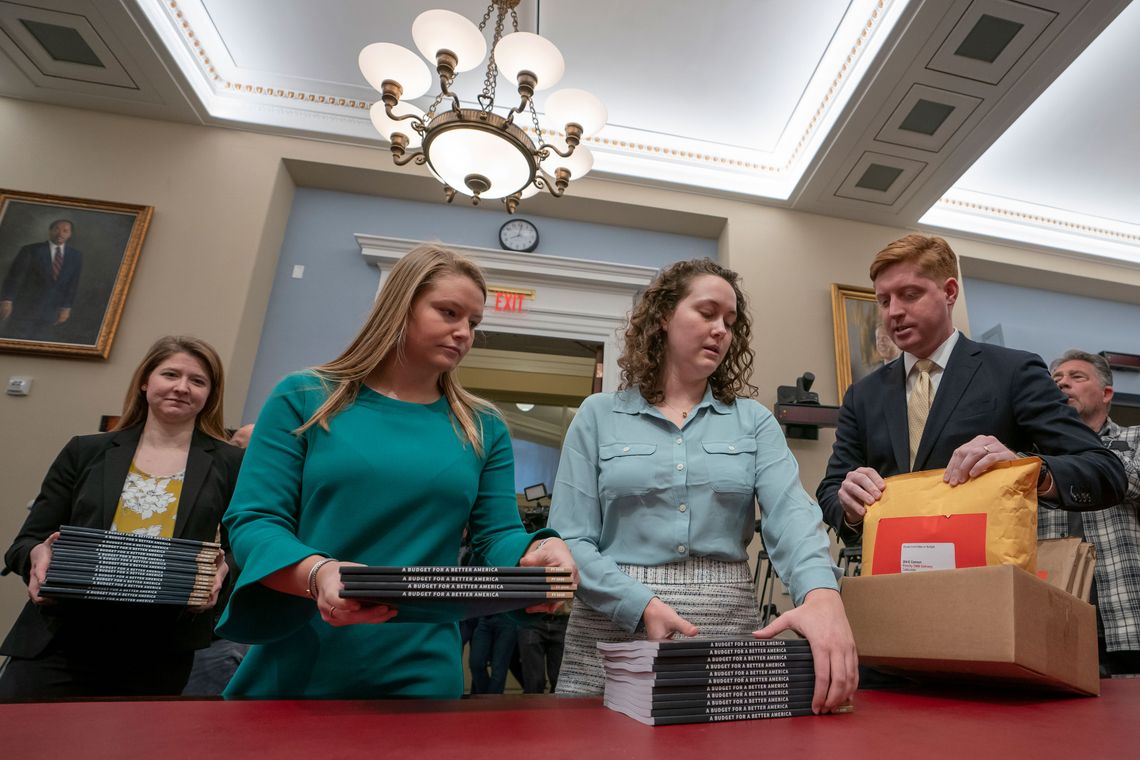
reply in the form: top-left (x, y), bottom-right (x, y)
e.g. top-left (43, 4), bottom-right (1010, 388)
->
top-left (541, 139), bottom-right (593, 181)
top-left (412, 10), bottom-right (487, 71)
top-left (545, 89), bottom-right (607, 138)
top-left (359, 42), bottom-right (431, 98)
top-left (427, 127), bottom-right (534, 200)
top-left (494, 32), bottom-right (564, 90)
top-left (369, 101), bottom-right (425, 148)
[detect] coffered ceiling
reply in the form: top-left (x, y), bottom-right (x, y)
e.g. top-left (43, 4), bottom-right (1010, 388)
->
top-left (0, 0), bottom-right (1136, 264)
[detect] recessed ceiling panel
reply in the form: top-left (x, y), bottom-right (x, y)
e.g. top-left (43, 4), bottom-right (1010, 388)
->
top-left (836, 151), bottom-right (927, 205)
top-left (0, 1), bottom-right (136, 88)
top-left (876, 83), bottom-right (982, 152)
top-left (927, 0), bottom-right (1057, 85)
top-left (938, 0), bottom-right (1140, 229)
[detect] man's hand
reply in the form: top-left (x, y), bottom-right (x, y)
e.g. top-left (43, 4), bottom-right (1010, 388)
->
top-left (0, 301), bottom-right (12, 320)
top-left (837, 467), bottom-right (886, 526)
top-left (54, 307), bottom-right (71, 325)
top-left (943, 435), bottom-right (1016, 486)
top-left (642, 597), bottom-right (699, 641)
top-left (753, 588), bottom-right (858, 714)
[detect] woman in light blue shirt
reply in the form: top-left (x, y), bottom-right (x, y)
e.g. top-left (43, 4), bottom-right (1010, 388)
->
top-left (549, 259), bottom-right (857, 713)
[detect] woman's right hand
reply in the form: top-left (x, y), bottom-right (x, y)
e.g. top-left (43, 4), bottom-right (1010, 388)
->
top-left (314, 560), bottom-right (398, 627)
top-left (641, 597), bottom-right (699, 640)
top-left (28, 531), bottom-right (60, 604)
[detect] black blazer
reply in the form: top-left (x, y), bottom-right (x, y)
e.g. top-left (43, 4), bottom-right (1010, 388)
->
top-left (1, 426), bottom-right (243, 659)
top-left (817, 335), bottom-right (1127, 545)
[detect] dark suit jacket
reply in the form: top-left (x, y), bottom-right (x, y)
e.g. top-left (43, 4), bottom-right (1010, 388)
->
top-left (817, 335), bottom-right (1127, 545)
top-left (1, 426), bottom-right (243, 659)
top-left (0, 241), bottom-right (83, 316)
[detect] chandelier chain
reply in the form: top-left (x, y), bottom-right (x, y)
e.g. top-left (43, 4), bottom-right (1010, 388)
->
top-left (528, 99), bottom-right (546, 150)
top-left (477, 3), bottom-right (508, 112)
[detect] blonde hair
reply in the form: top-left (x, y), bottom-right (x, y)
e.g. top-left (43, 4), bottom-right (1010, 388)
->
top-left (869, 234), bottom-right (959, 284)
top-left (114, 335), bottom-right (229, 441)
top-left (298, 243), bottom-right (496, 456)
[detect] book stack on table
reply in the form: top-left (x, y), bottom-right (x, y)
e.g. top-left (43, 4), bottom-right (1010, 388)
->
top-left (599, 637), bottom-right (848, 725)
top-left (40, 525), bottom-right (220, 606)
top-left (339, 565), bottom-right (576, 623)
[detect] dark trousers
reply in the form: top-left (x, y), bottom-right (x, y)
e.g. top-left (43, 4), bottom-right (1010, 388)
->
top-left (518, 615), bottom-right (567, 694)
top-left (0, 641), bottom-right (194, 701)
top-left (182, 638), bottom-right (250, 697)
top-left (469, 615), bottom-right (518, 694)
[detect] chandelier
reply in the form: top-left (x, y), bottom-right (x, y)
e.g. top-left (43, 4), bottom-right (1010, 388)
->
top-left (358, 0), bottom-right (606, 213)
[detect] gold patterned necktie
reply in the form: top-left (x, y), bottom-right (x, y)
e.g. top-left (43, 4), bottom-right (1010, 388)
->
top-left (908, 359), bottom-right (936, 470)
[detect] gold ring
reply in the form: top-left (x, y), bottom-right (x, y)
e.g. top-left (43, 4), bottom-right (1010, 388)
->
top-left (329, 606), bottom-right (336, 618)
top-left (983, 445), bottom-right (993, 453)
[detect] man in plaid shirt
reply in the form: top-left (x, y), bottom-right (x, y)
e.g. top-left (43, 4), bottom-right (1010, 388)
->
top-left (1046, 350), bottom-right (1140, 675)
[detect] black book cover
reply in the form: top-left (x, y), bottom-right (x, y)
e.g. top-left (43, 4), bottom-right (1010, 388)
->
top-left (622, 686), bottom-right (817, 705)
top-left (47, 559), bottom-right (213, 581)
top-left (604, 670), bottom-right (817, 688)
top-left (59, 525), bottom-right (220, 550)
top-left (332, 596), bottom-right (568, 623)
top-left (54, 538), bottom-right (218, 563)
top-left (40, 585), bottom-right (209, 605)
top-left (44, 573), bottom-right (214, 592)
top-left (341, 565), bottom-right (573, 576)
top-left (53, 545), bottom-right (216, 568)
top-left (607, 692), bottom-right (817, 718)
top-left (341, 589), bottom-right (573, 600)
top-left (596, 637), bottom-right (810, 656)
top-left (604, 699), bottom-right (826, 726)
top-left (604, 652), bottom-right (815, 673)
top-left (340, 581), bottom-right (576, 592)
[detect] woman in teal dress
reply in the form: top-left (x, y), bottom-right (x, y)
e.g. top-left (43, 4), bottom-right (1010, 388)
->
top-left (217, 244), bottom-right (576, 699)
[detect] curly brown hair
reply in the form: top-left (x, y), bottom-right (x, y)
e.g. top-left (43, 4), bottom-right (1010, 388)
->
top-left (619, 258), bottom-right (757, 405)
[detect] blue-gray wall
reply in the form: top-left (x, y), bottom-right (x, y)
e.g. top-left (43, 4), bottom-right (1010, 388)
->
top-left (241, 188), bottom-right (717, 423)
top-left (964, 277), bottom-right (1140, 395)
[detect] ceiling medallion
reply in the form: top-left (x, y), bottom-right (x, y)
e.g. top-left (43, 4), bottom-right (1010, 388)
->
top-left (359, 0), bottom-right (606, 213)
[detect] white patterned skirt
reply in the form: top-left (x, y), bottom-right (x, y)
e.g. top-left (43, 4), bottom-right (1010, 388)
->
top-left (555, 557), bottom-right (762, 696)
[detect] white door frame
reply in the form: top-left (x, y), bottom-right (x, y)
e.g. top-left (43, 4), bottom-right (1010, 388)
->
top-left (355, 235), bottom-right (657, 392)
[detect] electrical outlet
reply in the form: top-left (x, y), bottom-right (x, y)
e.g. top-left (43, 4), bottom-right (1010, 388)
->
top-left (6, 376), bottom-right (32, 396)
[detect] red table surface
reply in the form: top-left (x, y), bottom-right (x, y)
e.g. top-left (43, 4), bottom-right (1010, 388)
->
top-left (2, 680), bottom-right (1137, 759)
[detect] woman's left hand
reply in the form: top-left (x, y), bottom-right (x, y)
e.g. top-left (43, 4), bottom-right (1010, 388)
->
top-left (753, 588), bottom-right (858, 714)
top-left (519, 537), bottom-right (578, 613)
top-left (188, 549), bottom-right (229, 612)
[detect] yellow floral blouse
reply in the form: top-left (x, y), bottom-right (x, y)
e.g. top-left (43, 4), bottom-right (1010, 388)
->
top-left (110, 462), bottom-right (183, 538)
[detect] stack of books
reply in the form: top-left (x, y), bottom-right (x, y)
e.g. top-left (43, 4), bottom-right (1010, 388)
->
top-left (599, 637), bottom-right (848, 725)
top-left (339, 565), bottom-right (576, 623)
top-left (40, 525), bottom-right (220, 606)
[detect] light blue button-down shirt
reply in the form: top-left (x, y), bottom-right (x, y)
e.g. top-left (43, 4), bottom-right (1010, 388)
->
top-left (548, 386), bottom-right (841, 632)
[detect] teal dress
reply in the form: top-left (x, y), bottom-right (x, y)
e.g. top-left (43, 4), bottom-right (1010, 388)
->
top-left (217, 373), bottom-right (553, 699)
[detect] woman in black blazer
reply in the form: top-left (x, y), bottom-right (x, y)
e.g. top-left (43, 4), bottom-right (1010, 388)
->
top-left (0, 336), bottom-right (242, 700)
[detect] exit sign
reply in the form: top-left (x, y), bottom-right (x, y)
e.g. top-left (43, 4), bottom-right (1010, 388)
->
top-left (490, 286), bottom-right (534, 313)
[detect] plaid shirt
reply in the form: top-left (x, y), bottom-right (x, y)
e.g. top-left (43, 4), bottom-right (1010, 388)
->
top-left (1039, 419), bottom-right (1140, 651)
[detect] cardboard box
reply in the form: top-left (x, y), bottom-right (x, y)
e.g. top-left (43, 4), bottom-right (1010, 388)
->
top-left (841, 564), bottom-right (1099, 696)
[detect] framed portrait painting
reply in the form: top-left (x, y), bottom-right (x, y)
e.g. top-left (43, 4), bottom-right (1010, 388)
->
top-left (831, 283), bottom-right (899, 400)
top-left (0, 189), bottom-right (152, 358)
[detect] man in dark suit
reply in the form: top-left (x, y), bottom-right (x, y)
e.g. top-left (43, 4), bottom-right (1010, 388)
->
top-left (817, 234), bottom-right (1126, 547)
top-left (0, 218), bottom-right (83, 340)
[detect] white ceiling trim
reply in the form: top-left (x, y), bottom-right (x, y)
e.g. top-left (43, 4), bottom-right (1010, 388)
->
top-left (139, 0), bottom-right (910, 200)
top-left (920, 189), bottom-right (1140, 266)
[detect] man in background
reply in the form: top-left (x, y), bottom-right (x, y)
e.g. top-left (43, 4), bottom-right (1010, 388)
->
top-left (0, 219), bottom-right (83, 340)
top-left (817, 234), bottom-right (1125, 546)
top-left (1048, 350), bottom-right (1140, 675)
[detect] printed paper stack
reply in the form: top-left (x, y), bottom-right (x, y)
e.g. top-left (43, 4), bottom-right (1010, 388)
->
top-left (40, 525), bottom-right (220, 606)
top-left (339, 565), bottom-right (576, 623)
top-left (599, 637), bottom-right (849, 725)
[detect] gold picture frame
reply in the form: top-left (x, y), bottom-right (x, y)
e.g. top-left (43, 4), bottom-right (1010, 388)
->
top-left (0, 189), bottom-right (153, 359)
top-left (831, 283), bottom-right (899, 401)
